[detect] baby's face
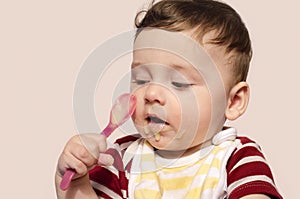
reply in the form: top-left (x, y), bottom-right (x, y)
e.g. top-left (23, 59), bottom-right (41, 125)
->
top-left (130, 30), bottom-right (233, 155)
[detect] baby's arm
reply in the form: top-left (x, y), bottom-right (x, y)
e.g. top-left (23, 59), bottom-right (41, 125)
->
top-left (55, 134), bottom-right (114, 199)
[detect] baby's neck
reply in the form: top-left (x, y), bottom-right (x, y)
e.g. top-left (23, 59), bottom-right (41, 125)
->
top-left (155, 140), bottom-right (211, 159)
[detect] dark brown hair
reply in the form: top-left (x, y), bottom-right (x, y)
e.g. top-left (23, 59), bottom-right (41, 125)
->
top-left (135, 0), bottom-right (252, 83)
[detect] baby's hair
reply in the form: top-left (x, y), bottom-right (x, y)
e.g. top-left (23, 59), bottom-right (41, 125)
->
top-left (135, 0), bottom-right (252, 83)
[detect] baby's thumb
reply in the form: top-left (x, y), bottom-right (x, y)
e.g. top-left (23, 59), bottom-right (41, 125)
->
top-left (98, 153), bottom-right (114, 166)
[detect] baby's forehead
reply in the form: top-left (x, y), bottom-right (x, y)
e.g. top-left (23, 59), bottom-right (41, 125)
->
top-left (134, 29), bottom-right (216, 71)
top-left (133, 28), bottom-right (235, 82)
top-left (132, 48), bottom-right (193, 68)
top-left (132, 48), bottom-right (202, 80)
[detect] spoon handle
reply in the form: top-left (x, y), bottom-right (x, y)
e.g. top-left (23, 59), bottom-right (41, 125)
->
top-left (60, 169), bottom-right (76, 191)
top-left (59, 93), bottom-right (135, 191)
top-left (101, 123), bottom-right (117, 137)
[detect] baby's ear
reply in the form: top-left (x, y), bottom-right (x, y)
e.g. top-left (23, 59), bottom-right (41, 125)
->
top-left (225, 82), bottom-right (250, 120)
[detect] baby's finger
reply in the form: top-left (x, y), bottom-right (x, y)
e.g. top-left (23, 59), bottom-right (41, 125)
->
top-left (69, 142), bottom-right (98, 168)
top-left (58, 151), bottom-right (88, 179)
top-left (79, 134), bottom-right (108, 158)
top-left (98, 153), bottom-right (114, 166)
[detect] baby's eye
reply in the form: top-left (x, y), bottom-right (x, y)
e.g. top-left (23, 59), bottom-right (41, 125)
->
top-left (171, 82), bottom-right (192, 88)
top-left (133, 79), bottom-right (150, 85)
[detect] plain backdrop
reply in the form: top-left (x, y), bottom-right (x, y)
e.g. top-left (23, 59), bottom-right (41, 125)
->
top-left (0, 0), bottom-right (299, 198)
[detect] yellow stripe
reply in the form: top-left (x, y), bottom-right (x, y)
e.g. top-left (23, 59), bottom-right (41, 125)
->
top-left (195, 161), bottom-right (221, 175)
top-left (134, 189), bottom-right (161, 199)
top-left (160, 176), bottom-right (194, 190)
top-left (210, 157), bottom-right (222, 168)
top-left (185, 177), bottom-right (218, 198)
top-left (202, 177), bottom-right (219, 190)
top-left (141, 153), bottom-right (155, 162)
top-left (158, 175), bottom-right (219, 191)
top-left (185, 187), bottom-right (203, 199)
top-left (210, 146), bottom-right (224, 155)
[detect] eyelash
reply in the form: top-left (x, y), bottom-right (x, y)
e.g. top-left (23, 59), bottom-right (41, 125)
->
top-left (132, 79), bottom-right (192, 89)
top-left (171, 82), bottom-right (192, 88)
top-left (133, 79), bottom-right (150, 85)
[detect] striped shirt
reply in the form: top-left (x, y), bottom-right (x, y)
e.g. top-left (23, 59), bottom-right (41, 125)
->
top-left (89, 135), bottom-right (283, 199)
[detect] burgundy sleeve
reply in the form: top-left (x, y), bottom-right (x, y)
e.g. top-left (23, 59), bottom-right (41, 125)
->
top-left (226, 137), bottom-right (283, 199)
top-left (88, 134), bottom-right (139, 199)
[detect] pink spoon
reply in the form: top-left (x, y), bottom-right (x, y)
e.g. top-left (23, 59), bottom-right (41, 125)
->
top-left (60, 93), bottom-right (136, 191)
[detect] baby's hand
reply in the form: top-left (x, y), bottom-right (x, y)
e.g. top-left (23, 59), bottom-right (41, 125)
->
top-left (56, 134), bottom-right (114, 181)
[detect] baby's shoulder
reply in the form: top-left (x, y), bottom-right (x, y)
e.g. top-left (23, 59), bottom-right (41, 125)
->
top-left (226, 136), bottom-right (282, 198)
top-left (227, 136), bottom-right (265, 169)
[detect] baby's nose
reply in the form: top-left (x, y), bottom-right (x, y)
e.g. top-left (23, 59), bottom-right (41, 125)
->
top-left (144, 83), bottom-right (166, 105)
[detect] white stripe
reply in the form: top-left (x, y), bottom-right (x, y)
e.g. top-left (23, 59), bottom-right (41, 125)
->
top-left (215, 150), bottom-right (227, 160)
top-left (200, 188), bottom-right (214, 199)
top-left (156, 167), bottom-right (197, 179)
top-left (227, 175), bottom-right (275, 194)
top-left (156, 163), bottom-right (205, 179)
top-left (157, 162), bottom-right (222, 180)
top-left (214, 140), bottom-right (239, 199)
top-left (90, 181), bottom-right (123, 199)
top-left (102, 165), bottom-right (119, 177)
top-left (229, 155), bottom-right (267, 173)
top-left (123, 139), bottom-right (141, 169)
top-left (119, 139), bottom-right (134, 151)
top-left (235, 142), bottom-right (261, 153)
top-left (162, 189), bottom-right (190, 199)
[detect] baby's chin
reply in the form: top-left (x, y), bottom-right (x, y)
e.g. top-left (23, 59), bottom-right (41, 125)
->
top-left (144, 134), bottom-right (207, 158)
top-left (146, 136), bottom-right (169, 149)
top-left (146, 135), bottom-right (190, 152)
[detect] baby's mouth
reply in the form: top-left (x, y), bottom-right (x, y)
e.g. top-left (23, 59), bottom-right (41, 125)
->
top-left (146, 115), bottom-right (169, 125)
top-left (144, 114), bottom-right (168, 141)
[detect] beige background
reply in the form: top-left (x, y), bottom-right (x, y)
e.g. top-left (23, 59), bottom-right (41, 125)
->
top-left (0, 0), bottom-right (298, 198)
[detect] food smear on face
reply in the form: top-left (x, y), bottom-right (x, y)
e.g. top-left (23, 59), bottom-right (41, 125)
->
top-left (144, 125), bottom-right (150, 135)
top-left (155, 133), bottom-right (161, 141)
top-left (148, 116), bottom-right (165, 141)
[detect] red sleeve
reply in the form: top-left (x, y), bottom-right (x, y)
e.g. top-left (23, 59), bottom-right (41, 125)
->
top-left (88, 134), bottom-right (139, 199)
top-left (89, 166), bottom-right (123, 199)
top-left (226, 136), bottom-right (283, 199)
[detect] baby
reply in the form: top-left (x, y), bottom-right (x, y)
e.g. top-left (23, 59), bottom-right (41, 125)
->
top-left (55, 0), bottom-right (283, 198)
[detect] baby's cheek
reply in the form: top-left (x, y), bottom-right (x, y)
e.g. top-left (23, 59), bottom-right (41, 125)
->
top-left (131, 104), bottom-right (144, 126)
top-left (131, 87), bottom-right (145, 103)
top-left (131, 109), bottom-right (141, 124)
top-left (131, 113), bottom-right (136, 123)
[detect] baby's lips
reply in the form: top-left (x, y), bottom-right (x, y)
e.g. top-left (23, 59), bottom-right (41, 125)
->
top-left (146, 113), bottom-right (168, 124)
top-left (148, 121), bottom-right (165, 133)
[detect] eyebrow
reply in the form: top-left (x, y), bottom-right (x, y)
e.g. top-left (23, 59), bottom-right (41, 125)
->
top-left (169, 63), bottom-right (188, 71)
top-left (131, 61), bottom-right (203, 82)
top-left (171, 63), bottom-right (204, 82)
top-left (132, 61), bottom-right (188, 69)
